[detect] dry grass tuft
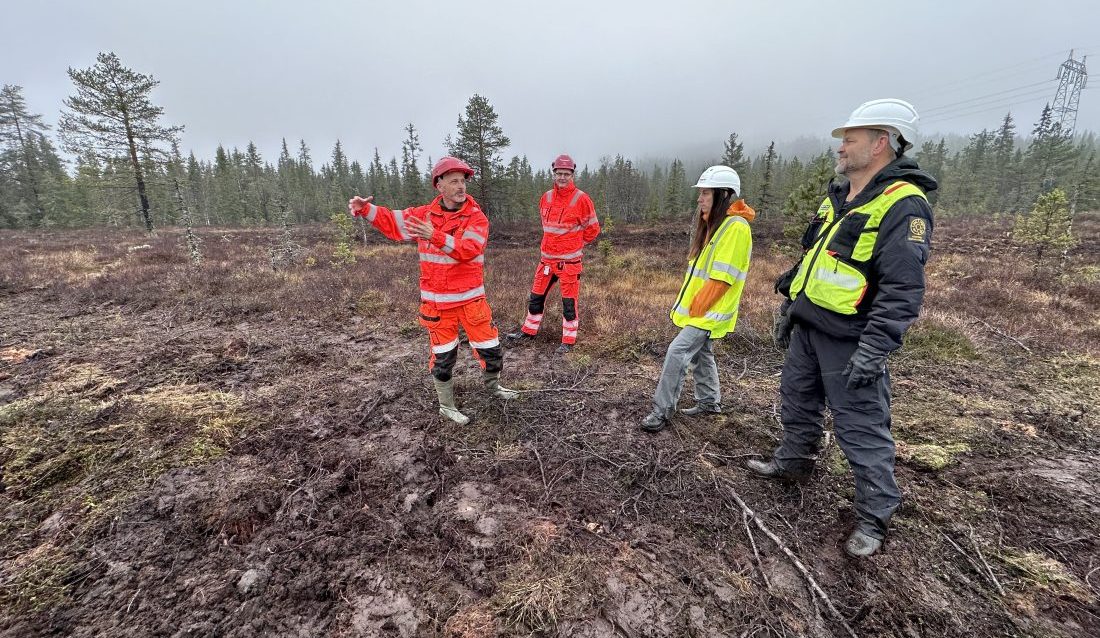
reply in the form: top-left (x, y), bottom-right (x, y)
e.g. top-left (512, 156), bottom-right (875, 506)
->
top-left (443, 602), bottom-right (498, 638)
top-left (492, 554), bottom-right (583, 633)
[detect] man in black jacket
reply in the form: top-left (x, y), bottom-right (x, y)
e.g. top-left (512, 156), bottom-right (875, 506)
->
top-left (748, 99), bottom-right (936, 558)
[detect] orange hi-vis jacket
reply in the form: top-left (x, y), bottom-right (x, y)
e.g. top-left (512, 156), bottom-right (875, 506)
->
top-left (362, 195), bottom-right (489, 310)
top-left (539, 182), bottom-right (599, 262)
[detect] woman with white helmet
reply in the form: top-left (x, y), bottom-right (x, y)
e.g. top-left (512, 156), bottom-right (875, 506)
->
top-left (641, 165), bottom-right (755, 432)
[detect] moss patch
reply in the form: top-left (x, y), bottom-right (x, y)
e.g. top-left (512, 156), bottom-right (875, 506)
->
top-left (903, 320), bottom-right (979, 362)
top-left (898, 442), bottom-right (971, 471)
top-left (998, 549), bottom-right (1092, 603)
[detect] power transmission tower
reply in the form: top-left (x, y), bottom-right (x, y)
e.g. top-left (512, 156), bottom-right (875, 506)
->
top-left (1051, 50), bottom-right (1087, 135)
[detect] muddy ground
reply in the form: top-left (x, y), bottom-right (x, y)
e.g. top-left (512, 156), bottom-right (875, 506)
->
top-left (0, 215), bottom-right (1097, 637)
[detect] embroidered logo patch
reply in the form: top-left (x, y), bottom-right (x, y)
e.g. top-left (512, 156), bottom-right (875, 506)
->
top-left (908, 218), bottom-right (927, 242)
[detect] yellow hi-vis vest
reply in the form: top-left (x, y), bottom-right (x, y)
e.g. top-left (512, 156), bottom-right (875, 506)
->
top-left (789, 181), bottom-right (927, 315)
top-left (670, 215), bottom-right (752, 338)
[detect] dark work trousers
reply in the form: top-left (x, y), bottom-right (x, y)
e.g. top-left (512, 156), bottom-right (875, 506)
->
top-left (773, 324), bottom-right (900, 539)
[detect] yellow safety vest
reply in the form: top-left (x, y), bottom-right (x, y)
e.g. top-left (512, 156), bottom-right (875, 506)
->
top-left (789, 181), bottom-right (927, 315)
top-left (670, 215), bottom-right (752, 338)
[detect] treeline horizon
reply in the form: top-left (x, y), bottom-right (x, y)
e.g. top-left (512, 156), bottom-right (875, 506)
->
top-left (2, 52), bottom-right (1098, 234)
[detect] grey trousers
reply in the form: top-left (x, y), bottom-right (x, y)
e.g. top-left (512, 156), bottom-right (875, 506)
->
top-left (652, 326), bottom-right (720, 417)
top-left (773, 324), bottom-right (900, 539)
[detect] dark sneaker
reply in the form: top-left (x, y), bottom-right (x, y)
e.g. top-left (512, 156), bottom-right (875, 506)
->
top-left (844, 530), bottom-right (883, 558)
top-left (555, 343), bottom-right (573, 355)
top-left (680, 403), bottom-right (721, 416)
top-left (639, 411), bottom-right (668, 433)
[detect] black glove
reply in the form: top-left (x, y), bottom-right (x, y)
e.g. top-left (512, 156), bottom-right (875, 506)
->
top-left (772, 302), bottom-right (794, 349)
top-left (843, 343), bottom-right (889, 389)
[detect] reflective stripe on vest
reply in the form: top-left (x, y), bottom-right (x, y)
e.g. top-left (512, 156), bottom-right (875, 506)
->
top-left (541, 248), bottom-right (584, 260)
top-left (789, 180), bottom-right (926, 315)
top-left (421, 286), bottom-right (486, 303)
top-left (419, 253), bottom-right (485, 265)
top-left (669, 215), bottom-right (751, 338)
top-left (392, 209), bottom-right (411, 240)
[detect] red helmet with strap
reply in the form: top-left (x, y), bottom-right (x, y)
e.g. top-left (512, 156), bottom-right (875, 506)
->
top-left (551, 154), bottom-right (576, 172)
top-left (431, 156), bottom-right (475, 184)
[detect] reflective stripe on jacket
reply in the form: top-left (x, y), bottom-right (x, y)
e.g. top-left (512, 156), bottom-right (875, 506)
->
top-left (539, 183), bottom-right (599, 262)
top-left (670, 214), bottom-right (752, 338)
top-left (365, 194), bottom-right (489, 309)
top-left (788, 181), bottom-right (927, 316)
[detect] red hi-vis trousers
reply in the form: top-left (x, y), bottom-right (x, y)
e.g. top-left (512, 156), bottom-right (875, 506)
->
top-left (418, 298), bottom-right (502, 382)
top-left (520, 260), bottom-right (581, 345)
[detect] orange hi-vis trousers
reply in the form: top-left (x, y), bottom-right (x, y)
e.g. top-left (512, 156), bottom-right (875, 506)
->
top-left (418, 297), bottom-right (502, 381)
top-left (520, 260), bottom-right (581, 344)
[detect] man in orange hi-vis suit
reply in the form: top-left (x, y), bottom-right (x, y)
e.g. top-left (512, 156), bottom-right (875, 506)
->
top-left (505, 154), bottom-right (600, 354)
top-left (349, 156), bottom-right (517, 425)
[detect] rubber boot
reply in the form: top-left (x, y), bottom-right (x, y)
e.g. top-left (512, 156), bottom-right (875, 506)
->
top-left (845, 530), bottom-right (884, 558)
top-left (483, 371), bottom-right (519, 400)
top-left (433, 378), bottom-right (470, 425)
top-left (744, 458), bottom-right (812, 483)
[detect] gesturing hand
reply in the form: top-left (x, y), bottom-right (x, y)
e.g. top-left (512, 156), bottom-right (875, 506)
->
top-left (348, 195), bottom-right (374, 217)
top-left (405, 216), bottom-right (435, 241)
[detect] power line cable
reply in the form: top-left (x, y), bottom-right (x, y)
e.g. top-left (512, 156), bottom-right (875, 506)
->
top-left (923, 92), bottom-right (1056, 125)
top-left (922, 88), bottom-right (1058, 121)
top-left (923, 79), bottom-right (1059, 113)
top-left (910, 50), bottom-right (1067, 97)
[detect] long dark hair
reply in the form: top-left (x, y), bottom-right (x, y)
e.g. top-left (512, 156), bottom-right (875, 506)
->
top-left (688, 188), bottom-right (735, 259)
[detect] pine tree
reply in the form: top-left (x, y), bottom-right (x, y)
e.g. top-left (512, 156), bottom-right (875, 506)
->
top-left (664, 159), bottom-right (687, 217)
top-left (721, 132), bottom-right (750, 175)
top-left (1013, 188), bottom-right (1076, 278)
top-left (276, 138), bottom-right (295, 211)
top-left (448, 94), bottom-right (510, 215)
top-left (59, 52), bottom-right (182, 231)
top-left (186, 152), bottom-right (210, 225)
top-left (327, 140), bottom-right (351, 213)
top-left (1070, 151), bottom-right (1098, 213)
top-left (644, 164), bottom-right (664, 219)
top-left (782, 151), bottom-right (834, 241)
top-left (0, 85), bottom-right (55, 227)
top-left (916, 138), bottom-right (948, 207)
top-left (245, 141), bottom-right (272, 223)
top-left (400, 123), bottom-right (424, 205)
top-left (386, 157), bottom-right (402, 206)
top-left (757, 141), bottom-right (779, 217)
top-left (368, 148), bottom-right (388, 203)
top-left (296, 139), bottom-right (318, 222)
top-left (213, 145), bottom-right (243, 223)
top-left (1027, 104), bottom-right (1075, 194)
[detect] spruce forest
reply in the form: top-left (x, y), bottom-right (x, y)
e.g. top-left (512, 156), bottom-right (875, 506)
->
top-left (2, 53), bottom-right (1098, 239)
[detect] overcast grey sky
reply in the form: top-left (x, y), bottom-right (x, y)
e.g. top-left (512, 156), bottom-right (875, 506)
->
top-left (3, 0), bottom-right (1099, 170)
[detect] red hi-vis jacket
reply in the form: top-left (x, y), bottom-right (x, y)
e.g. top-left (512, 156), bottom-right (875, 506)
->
top-left (360, 195), bottom-right (489, 310)
top-left (539, 182), bottom-right (600, 262)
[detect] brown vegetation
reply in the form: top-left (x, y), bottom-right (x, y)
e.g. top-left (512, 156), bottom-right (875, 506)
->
top-left (0, 214), bottom-right (1097, 637)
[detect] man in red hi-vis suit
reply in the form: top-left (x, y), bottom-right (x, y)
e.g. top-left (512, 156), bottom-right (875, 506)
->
top-left (506, 154), bottom-right (600, 354)
top-left (349, 156), bottom-right (517, 426)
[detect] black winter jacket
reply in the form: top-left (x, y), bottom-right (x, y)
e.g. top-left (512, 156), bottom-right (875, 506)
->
top-left (777, 157), bottom-right (937, 352)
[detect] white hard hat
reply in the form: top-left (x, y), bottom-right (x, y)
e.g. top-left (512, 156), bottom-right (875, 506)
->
top-left (832, 98), bottom-right (919, 153)
top-left (693, 165), bottom-right (741, 194)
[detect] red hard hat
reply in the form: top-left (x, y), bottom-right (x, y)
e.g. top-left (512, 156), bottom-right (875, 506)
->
top-left (551, 154), bottom-right (576, 172)
top-left (431, 156), bottom-right (475, 184)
